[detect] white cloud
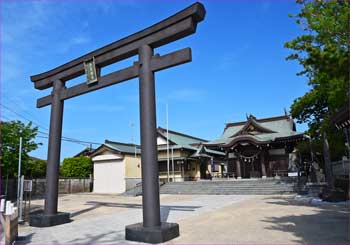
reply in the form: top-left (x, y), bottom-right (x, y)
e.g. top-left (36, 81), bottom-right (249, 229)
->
top-left (2, 1), bottom-right (50, 45)
top-left (71, 36), bottom-right (90, 45)
top-left (58, 35), bottom-right (91, 54)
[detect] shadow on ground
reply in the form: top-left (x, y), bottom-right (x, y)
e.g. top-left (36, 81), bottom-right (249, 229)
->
top-left (15, 233), bottom-right (34, 244)
top-left (262, 196), bottom-right (350, 244)
top-left (70, 201), bottom-right (201, 222)
top-left (66, 230), bottom-right (127, 244)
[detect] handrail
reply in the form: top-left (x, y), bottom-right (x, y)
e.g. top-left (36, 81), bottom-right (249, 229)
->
top-left (132, 181), bottom-right (166, 196)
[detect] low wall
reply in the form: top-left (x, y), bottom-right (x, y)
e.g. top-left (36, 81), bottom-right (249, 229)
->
top-left (125, 178), bottom-right (142, 191)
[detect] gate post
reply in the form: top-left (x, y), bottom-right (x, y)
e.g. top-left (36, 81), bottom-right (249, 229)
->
top-left (125, 45), bottom-right (179, 243)
top-left (30, 80), bottom-right (70, 227)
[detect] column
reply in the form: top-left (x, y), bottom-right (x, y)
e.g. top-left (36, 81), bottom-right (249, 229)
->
top-left (44, 79), bottom-right (65, 215)
top-left (266, 153), bottom-right (271, 177)
top-left (235, 159), bottom-right (242, 179)
top-left (138, 45), bottom-right (161, 227)
top-left (260, 151), bottom-right (267, 179)
top-left (125, 44), bottom-right (179, 244)
top-left (30, 79), bottom-right (70, 227)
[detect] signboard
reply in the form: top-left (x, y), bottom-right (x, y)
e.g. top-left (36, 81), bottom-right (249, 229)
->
top-left (228, 152), bottom-right (236, 159)
top-left (23, 180), bottom-right (32, 192)
top-left (84, 57), bottom-right (98, 85)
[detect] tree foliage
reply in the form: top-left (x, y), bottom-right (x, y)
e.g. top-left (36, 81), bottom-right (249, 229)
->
top-left (1, 120), bottom-right (43, 177)
top-left (286, 0), bottom-right (349, 132)
top-left (26, 158), bottom-right (47, 178)
top-left (285, 0), bottom-right (349, 160)
top-left (60, 157), bottom-right (93, 178)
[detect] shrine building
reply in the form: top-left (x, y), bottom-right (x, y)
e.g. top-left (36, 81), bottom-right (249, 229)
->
top-left (205, 114), bottom-right (306, 179)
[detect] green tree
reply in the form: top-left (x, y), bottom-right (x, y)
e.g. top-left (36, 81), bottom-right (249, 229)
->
top-left (60, 157), bottom-right (93, 178)
top-left (0, 120), bottom-right (42, 178)
top-left (25, 158), bottom-right (47, 178)
top-left (285, 0), bottom-right (349, 160)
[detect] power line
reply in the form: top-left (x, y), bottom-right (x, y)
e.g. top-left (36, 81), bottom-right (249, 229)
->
top-left (2, 95), bottom-right (48, 127)
top-left (1, 102), bottom-right (49, 131)
top-left (1, 103), bottom-right (103, 146)
top-left (36, 135), bottom-right (90, 146)
top-left (36, 131), bottom-right (101, 145)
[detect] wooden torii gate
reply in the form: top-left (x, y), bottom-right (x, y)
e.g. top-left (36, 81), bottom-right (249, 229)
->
top-left (29, 2), bottom-right (206, 243)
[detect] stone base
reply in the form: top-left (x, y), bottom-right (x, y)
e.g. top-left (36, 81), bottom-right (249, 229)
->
top-left (262, 176), bottom-right (267, 179)
top-left (30, 211), bottom-right (71, 227)
top-left (125, 222), bottom-right (179, 244)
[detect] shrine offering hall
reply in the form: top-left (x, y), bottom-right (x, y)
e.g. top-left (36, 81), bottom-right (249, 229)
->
top-left (206, 114), bottom-right (305, 179)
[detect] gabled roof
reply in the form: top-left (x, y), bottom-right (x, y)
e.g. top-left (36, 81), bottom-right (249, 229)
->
top-left (90, 140), bottom-right (140, 157)
top-left (232, 115), bottom-right (277, 136)
top-left (206, 114), bottom-right (304, 147)
top-left (90, 129), bottom-right (225, 158)
top-left (157, 127), bottom-right (207, 147)
top-left (105, 140), bottom-right (141, 154)
top-left (74, 147), bottom-right (97, 158)
top-left (191, 144), bottom-right (226, 158)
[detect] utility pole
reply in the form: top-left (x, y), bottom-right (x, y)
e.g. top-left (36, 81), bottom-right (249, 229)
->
top-left (17, 137), bottom-right (22, 201)
top-left (171, 147), bottom-right (175, 182)
top-left (166, 101), bottom-right (170, 182)
top-left (17, 137), bottom-right (24, 223)
top-left (130, 122), bottom-right (137, 158)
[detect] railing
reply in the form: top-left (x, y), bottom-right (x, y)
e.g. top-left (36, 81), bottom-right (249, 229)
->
top-left (133, 182), bottom-right (142, 197)
top-left (132, 181), bottom-right (166, 197)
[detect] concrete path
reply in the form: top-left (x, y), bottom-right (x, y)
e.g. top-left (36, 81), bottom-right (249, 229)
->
top-left (16, 194), bottom-right (349, 244)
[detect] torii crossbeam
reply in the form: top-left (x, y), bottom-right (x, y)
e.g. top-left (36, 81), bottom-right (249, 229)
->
top-left (29, 2), bottom-right (206, 243)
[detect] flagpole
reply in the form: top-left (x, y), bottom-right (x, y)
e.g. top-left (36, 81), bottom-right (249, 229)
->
top-left (166, 101), bottom-right (170, 182)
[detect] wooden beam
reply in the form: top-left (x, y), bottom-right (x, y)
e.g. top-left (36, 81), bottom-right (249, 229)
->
top-left (31, 2), bottom-right (205, 90)
top-left (37, 48), bottom-right (192, 108)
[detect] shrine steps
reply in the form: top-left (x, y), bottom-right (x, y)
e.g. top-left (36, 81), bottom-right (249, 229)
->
top-left (159, 179), bottom-right (296, 195)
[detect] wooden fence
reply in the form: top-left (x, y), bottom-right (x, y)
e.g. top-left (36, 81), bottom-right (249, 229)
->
top-left (1, 178), bottom-right (92, 199)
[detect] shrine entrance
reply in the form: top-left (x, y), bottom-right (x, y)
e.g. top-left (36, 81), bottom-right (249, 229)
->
top-left (29, 3), bottom-right (206, 243)
top-left (241, 158), bottom-right (261, 178)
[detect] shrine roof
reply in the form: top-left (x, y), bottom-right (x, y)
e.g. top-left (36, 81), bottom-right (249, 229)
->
top-left (205, 114), bottom-right (305, 147)
top-left (191, 145), bottom-right (226, 158)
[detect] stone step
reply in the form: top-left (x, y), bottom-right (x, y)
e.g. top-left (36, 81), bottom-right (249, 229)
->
top-left (159, 180), bottom-right (296, 195)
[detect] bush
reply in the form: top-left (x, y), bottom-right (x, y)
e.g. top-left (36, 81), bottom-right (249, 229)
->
top-left (60, 157), bottom-right (92, 178)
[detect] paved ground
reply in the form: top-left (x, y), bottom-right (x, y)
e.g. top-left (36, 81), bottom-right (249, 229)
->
top-left (14, 193), bottom-right (350, 244)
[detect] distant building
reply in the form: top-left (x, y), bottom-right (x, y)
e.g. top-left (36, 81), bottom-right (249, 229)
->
top-left (206, 114), bottom-right (305, 179)
top-left (90, 141), bottom-right (141, 194)
top-left (90, 127), bottom-right (225, 194)
top-left (156, 127), bottom-right (225, 181)
top-left (74, 147), bottom-right (96, 158)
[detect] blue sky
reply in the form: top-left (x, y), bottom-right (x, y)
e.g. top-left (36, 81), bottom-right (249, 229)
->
top-left (1, 0), bottom-right (309, 160)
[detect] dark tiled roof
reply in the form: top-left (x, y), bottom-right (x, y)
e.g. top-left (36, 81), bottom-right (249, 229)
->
top-left (206, 114), bottom-right (304, 146)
